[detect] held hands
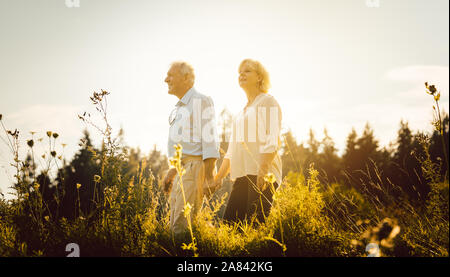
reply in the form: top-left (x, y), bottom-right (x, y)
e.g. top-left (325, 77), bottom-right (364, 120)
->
top-left (204, 174), bottom-right (223, 198)
top-left (213, 175), bottom-right (223, 190)
top-left (203, 176), bottom-right (215, 198)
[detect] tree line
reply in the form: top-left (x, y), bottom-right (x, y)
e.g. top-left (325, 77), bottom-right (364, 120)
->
top-left (18, 111), bottom-right (448, 222)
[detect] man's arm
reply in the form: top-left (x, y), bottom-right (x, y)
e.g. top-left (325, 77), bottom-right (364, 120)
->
top-left (201, 96), bottom-right (220, 179)
top-left (203, 158), bottom-right (217, 182)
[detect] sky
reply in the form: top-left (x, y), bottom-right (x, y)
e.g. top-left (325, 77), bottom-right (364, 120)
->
top-left (0, 0), bottom-right (449, 198)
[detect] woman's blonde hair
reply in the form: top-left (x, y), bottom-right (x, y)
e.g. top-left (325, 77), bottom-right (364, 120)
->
top-left (239, 59), bottom-right (271, 93)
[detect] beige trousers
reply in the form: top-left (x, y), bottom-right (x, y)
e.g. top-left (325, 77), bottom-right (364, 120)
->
top-left (169, 155), bottom-right (205, 235)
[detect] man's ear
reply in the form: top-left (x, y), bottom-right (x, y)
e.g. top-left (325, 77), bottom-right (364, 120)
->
top-left (183, 74), bottom-right (189, 83)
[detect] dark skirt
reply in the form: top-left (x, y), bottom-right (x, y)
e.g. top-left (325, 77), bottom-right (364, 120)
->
top-left (223, 175), bottom-right (278, 223)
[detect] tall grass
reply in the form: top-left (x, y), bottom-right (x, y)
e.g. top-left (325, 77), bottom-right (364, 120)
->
top-left (0, 85), bottom-right (448, 257)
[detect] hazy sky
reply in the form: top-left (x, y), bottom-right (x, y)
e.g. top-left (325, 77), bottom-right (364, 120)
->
top-left (0, 0), bottom-right (449, 197)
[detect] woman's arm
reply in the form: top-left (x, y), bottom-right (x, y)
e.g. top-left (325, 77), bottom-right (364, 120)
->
top-left (257, 152), bottom-right (277, 191)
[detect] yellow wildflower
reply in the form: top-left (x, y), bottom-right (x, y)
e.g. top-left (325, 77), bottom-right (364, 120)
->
top-left (183, 203), bottom-right (192, 218)
top-left (264, 172), bottom-right (276, 185)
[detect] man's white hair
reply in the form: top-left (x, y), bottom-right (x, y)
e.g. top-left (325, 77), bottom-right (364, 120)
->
top-left (171, 61), bottom-right (195, 84)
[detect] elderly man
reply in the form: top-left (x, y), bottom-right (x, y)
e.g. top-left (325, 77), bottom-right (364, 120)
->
top-left (163, 61), bottom-right (219, 235)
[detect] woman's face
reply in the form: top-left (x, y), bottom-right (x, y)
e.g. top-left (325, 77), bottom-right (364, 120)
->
top-left (239, 62), bottom-right (260, 91)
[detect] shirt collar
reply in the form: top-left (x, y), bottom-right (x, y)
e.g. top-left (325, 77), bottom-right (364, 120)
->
top-left (176, 87), bottom-right (195, 107)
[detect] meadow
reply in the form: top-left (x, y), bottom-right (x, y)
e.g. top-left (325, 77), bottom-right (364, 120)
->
top-left (0, 85), bottom-right (448, 257)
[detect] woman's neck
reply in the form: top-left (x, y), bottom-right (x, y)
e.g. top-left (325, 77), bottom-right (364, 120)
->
top-left (245, 87), bottom-right (262, 105)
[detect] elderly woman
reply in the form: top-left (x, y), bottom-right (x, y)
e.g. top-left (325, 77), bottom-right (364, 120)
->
top-left (214, 59), bottom-right (282, 223)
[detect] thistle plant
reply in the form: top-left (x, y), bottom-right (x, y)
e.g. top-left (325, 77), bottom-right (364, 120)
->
top-left (264, 172), bottom-right (286, 255)
top-left (169, 143), bottom-right (198, 256)
top-left (425, 82), bottom-right (448, 181)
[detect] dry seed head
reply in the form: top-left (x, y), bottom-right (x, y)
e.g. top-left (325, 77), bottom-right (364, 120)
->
top-left (27, 140), bottom-right (34, 148)
top-left (429, 85), bottom-right (437, 94)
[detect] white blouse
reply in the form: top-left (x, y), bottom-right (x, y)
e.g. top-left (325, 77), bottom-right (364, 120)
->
top-left (225, 93), bottom-right (283, 185)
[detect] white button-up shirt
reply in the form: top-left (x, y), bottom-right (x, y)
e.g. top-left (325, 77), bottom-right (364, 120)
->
top-left (225, 93), bottom-right (283, 185)
top-left (168, 87), bottom-right (220, 160)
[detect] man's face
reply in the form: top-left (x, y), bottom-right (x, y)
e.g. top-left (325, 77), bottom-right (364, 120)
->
top-left (165, 65), bottom-right (185, 96)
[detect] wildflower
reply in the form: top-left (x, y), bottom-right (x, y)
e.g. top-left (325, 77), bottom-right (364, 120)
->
top-left (24, 193), bottom-right (29, 199)
top-left (434, 92), bottom-right (440, 102)
top-left (76, 183), bottom-right (82, 189)
top-left (7, 129), bottom-right (19, 138)
top-left (50, 151), bottom-right (56, 157)
top-left (173, 144), bottom-right (183, 160)
top-left (361, 217), bottom-right (401, 254)
top-left (94, 175), bottom-right (101, 182)
top-left (46, 131), bottom-right (52, 137)
top-left (429, 85), bottom-right (437, 94)
top-left (27, 139), bottom-right (34, 148)
top-left (169, 158), bottom-right (179, 168)
top-left (52, 133), bottom-right (59, 139)
top-left (34, 183), bottom-right (40, 190)
top-left (183, 203), bottom-right (192, 218)
top-left (62, 143), bottom-right (67, 148)
top-left (181, 242), bottom-right (197, 253)
top-left (38, 138), bottom-right (43, 142)
top-left (41, 154), bottom-right (46, 159)
top-left (264, 172), bottom-right (276, 185)
top-left (44, 216), bottom-right (49, 222)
